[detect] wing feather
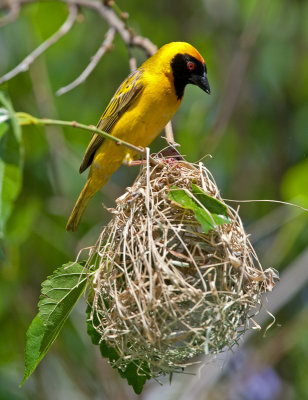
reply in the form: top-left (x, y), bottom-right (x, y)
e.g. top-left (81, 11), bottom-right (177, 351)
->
top-left (79, 68), bottom-right (144, 173)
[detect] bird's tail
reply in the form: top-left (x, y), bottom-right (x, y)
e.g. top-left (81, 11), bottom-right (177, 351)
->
top-left (66, 146), bottom-right (127, 231)
top-left (66, 180), bottom-right (95, 232)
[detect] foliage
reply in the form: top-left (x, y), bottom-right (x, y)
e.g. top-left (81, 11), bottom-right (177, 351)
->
top-left (87, 305), bottom-right (151, 394)
top-left (168, 183), bottom-right (230, 233)
top-left (21, 263), bottom-right (87, 385)
top-left (0, 0), bottom-right (307, 398)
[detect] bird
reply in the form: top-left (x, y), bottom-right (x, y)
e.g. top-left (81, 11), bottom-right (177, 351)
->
top-left (66, 41), bottom-right (210, 231)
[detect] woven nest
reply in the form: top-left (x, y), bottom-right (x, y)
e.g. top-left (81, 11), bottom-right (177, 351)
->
top-left (86, 149), bottom-right (278, 377)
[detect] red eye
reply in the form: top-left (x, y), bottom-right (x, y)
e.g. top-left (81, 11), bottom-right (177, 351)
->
top-left (187, 61), bottom-right (195, 71)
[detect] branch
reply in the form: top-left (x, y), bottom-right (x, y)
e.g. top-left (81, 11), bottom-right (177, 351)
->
top-left (0, 0), bottom-right (20, 27)
top-left (56, 27), bottom-right (116, 96)
top-left (0, 4), bottom-right (78, 84)
top-left (14, 0), bottom-right (158, 55)
top-left (16, 112), bottom-right (147, 157)
top-left (164, 121), bottom-right (175, 145)
top-left (126, 46), bottom-right (137, 73)
top-left (0, 0), bottom-right (175, 143)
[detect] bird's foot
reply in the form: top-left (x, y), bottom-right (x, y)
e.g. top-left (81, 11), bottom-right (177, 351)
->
top-left (128, 160), bottom-right (147, 166)
top-left (123, 153), bottom-right (147, 167)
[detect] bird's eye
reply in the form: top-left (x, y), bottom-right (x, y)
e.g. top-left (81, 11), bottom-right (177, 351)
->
top-left (187, 61), bottom-right (195, 71)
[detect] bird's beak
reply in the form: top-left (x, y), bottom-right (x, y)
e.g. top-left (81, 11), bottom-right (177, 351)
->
top-left (189, 72), bottom-right (211, 94)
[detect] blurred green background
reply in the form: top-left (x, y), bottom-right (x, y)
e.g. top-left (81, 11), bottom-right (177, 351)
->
top-left (0, 0), bottom-right (307, 399)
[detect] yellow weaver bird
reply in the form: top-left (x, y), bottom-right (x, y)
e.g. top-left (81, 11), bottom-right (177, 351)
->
top-left (66, 42), bottom-right (210, 231)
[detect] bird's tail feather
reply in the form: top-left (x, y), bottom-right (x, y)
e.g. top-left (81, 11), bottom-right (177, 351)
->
top-left (66, 181), bottom-right (93, 232)
top-left (66, 153), bottom-right (123, 231)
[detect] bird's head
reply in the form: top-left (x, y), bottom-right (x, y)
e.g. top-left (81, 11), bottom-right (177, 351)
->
top-left (148, 42), bottom-right (211, 100)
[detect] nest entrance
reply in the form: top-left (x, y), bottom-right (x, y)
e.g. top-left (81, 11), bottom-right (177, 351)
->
top-left (87, 151), bottom-right (278, 377)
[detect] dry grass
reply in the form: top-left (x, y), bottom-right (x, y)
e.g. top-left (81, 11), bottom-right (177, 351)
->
top-left (86, 150), bottom-right (278, 377)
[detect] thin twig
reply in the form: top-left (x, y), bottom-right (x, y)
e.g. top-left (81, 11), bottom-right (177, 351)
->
top-left (164, 121), bottom-right (175, 144)
top-left (15, 0), bottom-right (158, 55)
top-left (0, 4), bottom-right (77, 84)
top-left (16, 112), bottom-right (146, 156)
top-left (0, 0), bottom-right (20, 26)
top-left (128, 56), bottom-right (137, 72)
top-left (56, 27), bottom-right (116, 96)
top-left (126, 46), bottom-right (137, 73)
top-left (0, 0), bottom-right (158, 86)
top-left (224, 198), bottom-right (308, 213)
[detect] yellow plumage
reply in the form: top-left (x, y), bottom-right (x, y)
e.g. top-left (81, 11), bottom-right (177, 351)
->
top-left (66, 42), bottom-right (210, 231)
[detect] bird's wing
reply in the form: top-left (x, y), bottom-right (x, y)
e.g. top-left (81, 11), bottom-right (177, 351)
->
top-left (79, 68), bottom-right (144, 173)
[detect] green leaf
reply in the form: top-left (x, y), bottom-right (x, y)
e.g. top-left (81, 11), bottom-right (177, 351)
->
top-left (22, 314), bottom-right (46, 383)
top-left (168, 186), bottom-right (215, 233)
top-left (86, 305), bottom-right (151, 394)
top-left (0, 92), bottom-right (23, 237)
top-left (168, 185), bottom-right (230, 234)
top-left (120, 362), bottom-right (150, 395)
top-left (21, 262), bottom-right (88, 385)
top-left (191, 184), bottom-right (230, 225)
